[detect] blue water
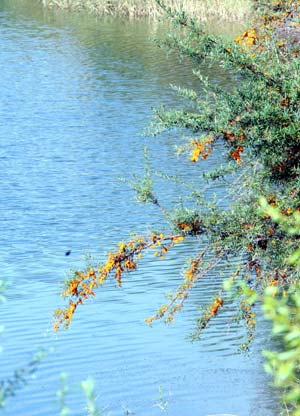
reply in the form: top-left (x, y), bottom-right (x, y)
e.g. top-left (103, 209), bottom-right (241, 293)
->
top-left (0, 1), bottom-right (279, 415)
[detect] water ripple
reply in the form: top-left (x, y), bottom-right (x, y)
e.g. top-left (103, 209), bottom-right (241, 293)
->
top-left (0, 2), bottom-right (279, 415)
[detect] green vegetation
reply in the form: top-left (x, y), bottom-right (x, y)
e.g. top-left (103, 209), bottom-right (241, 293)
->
top-left (41, 0), bottom-right (252, 21)
top-left (54, 0), bottom-right (300, 413)
top-left (261, 202), bottom-right (300, 415)
top-left (263, 284), bottom-right (300, 415)
top-left (57, 375), bottom-right (101, 416)
top-left (3, 0), bottom-right (300, 414)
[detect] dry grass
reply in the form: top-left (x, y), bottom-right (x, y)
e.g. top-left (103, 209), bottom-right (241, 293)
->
top-left (41, 0), bottom-right (252, 22)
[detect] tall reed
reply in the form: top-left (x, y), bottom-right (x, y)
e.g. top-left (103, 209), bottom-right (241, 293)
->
top-left (41, 0), bottom-right (252, 21)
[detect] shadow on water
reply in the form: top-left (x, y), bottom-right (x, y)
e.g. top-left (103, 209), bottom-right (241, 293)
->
top-left (0, 1), bottom-right (280, 415)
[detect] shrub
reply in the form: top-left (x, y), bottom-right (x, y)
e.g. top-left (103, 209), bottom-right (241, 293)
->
top-left (55, 0), bottom-right (300, 411)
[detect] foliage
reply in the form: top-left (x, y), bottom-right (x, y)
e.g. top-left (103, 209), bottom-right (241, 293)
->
top-left (40, 0), bottom-right (252, 21)
top-left (0, 347), bottom-right (46, 408)
top-left (56, 375), bottom-right (175, 415)
top-left (54, 233), bottom-right (185, 330)
top-left (263, 285), bottom-right (300, 416)
top-left (167, 206), bottom-right (204, 235)
top-left (260, 201), bottom-right (300, 415)
top-left (260, 197), bottom-right (300, 267)
top-left (55, 0), bottom-right (300, 331)
top-left (81, 377), bottom-right (102, 416)
top-left (125, 148), bottom-right (159, 206)
top-left (153, 386), bottom-right (170, 414)
top-left (57, 373), bottom-right (71, 416)
top-left (57, 373), bottom-right (102, 416)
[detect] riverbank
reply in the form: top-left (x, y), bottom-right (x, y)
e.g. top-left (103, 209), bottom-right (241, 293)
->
top-left (40, 0), bottom-right (252, 21)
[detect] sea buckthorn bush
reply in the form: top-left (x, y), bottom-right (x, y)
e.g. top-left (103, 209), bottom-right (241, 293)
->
top-left (55, 0), bottom-right (300, 412)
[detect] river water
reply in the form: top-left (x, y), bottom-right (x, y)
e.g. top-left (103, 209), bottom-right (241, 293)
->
top-left (0, 1), bottom-right (279, 415)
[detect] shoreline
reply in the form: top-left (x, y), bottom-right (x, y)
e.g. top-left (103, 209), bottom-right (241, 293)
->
top-left (40, 0), bottom-right (252, 22)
